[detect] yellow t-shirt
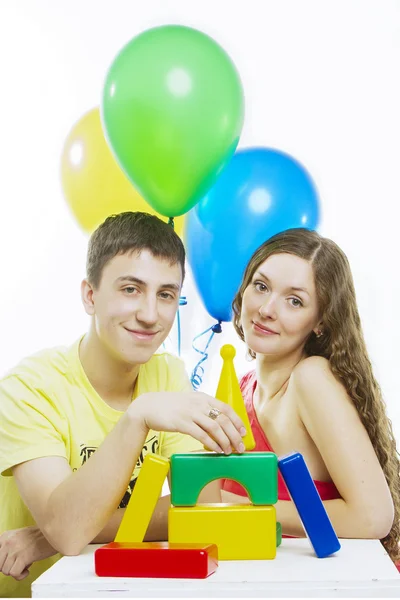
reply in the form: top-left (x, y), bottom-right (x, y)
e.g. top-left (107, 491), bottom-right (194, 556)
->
top-left (0, 338), bottom-right (201, 598)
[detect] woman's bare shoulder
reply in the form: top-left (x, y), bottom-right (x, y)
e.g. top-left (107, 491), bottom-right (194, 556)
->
top-left (291, 355), bottom-right (350, 409)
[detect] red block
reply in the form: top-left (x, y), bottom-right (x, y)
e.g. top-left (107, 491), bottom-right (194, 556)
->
top-left (94, 542), bottom-right (218, 579)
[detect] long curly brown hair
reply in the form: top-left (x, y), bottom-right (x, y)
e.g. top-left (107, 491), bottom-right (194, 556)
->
top-left (232, 227), bottom-right (400, 562)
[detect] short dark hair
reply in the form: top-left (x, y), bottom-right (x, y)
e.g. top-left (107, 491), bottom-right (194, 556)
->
top-left (86, 212), bottom-right (185, 288)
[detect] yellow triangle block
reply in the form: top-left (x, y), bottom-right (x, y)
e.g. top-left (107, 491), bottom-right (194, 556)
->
top-left (213, 344), bottom-right (255, 451)
top-left (115, 453), bottom-right (169, 543)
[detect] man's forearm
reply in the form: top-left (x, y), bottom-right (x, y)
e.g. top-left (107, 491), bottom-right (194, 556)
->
top-left (24, 496), bottom-right (166, 566)
top-left (44, 409), bottom-right (148, 554)
top-left (10, 499), bottom-right (158, 574)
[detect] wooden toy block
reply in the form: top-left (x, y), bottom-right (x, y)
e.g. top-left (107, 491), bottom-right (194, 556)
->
top-left (171, 452), bottom-right (277, 506)
top-left (115, 453), bottom-right (169, 543)
top-left (210, 344), bottom-right (255, 451)
top-left (169, 504), bottom-right (276, 560)
top-left (278, 452), bottom-right (341, 558)
top-left (95, 542), bottom-right (218, 578)
top-left (276, 522), bottom-right (282, 547)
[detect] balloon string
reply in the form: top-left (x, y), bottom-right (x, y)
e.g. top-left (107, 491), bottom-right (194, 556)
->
top-left (191, 321), bottom-right (222, 390)
top-left (168, 217), bottom-right (175, 229)
top-left (177, 296), bottom-right (187, 356)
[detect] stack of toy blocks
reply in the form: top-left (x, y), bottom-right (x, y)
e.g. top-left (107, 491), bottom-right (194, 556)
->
top-left (95, 344), bottom-right (340, 578)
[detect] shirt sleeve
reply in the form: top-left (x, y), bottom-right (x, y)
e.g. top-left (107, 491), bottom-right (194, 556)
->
top-left (168, 356), bottom-right (194, 393)
top-left (0, 375), bottom-right (67, 476)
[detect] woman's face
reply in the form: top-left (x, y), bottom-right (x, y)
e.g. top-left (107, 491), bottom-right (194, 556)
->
top-left (241, 252), bottom-right (322, 358)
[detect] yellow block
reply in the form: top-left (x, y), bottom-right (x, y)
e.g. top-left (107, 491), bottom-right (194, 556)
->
top-left (214, 344), bottom-right (256, 451)
top-left (115, 453), bottom-right (169, 543)
top-left (169, 504), bottom-right (276, 560)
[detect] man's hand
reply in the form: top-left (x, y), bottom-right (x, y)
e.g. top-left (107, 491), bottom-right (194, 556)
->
top-left (132, 391), bottom-right (247, 455)
top-left (0, 526), bottom-right (57, 581)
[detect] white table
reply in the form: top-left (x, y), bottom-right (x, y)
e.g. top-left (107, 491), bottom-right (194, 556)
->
top-left (32, 539), bottom-right (400, 598)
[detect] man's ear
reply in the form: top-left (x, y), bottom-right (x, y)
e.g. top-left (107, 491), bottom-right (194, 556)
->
top-left (81, 279), bottom-right (95, 316)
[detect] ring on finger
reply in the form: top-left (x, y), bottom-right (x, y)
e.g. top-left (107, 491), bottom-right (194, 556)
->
top-left (208, 407), bottom-right (221, 420)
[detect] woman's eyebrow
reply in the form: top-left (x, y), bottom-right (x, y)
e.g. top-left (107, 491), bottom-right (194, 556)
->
top-left (254, 271), bottom-right (310, 296)
top-left (290, 286), bottom-right (310, 296)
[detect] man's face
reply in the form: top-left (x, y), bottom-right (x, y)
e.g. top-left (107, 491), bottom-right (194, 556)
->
top-left (86, 249), bottom-right (182, 365)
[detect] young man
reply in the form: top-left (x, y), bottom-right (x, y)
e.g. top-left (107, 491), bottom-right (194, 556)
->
top-left (0, 212), bottom-right (246, 598)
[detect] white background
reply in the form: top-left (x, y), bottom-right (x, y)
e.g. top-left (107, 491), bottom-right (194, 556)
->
top-left (0, 0), bottom-right (399, 441)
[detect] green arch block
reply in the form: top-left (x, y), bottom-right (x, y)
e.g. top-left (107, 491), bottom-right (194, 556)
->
top-left (170, 452), bottom-right (277, 506)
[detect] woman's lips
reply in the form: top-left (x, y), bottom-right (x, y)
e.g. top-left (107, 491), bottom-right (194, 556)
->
top-left (252, 321), bottom-right (279, 335)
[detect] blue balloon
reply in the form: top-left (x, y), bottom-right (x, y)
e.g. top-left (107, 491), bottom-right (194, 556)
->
top-left (185, 147), bottom-right (321, 322)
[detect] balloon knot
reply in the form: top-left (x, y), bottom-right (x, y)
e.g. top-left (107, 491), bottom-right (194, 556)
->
top-left (211, 321), bottom-right (222, 334)
top-left (168, 217), bottom-right (175, 229)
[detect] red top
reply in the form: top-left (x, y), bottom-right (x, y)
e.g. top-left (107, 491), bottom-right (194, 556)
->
top-left (222, 370), bottom-right (341, 501)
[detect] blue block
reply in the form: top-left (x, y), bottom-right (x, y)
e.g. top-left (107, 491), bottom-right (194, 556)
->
top-left (278, 452), bottom-right (341, 558)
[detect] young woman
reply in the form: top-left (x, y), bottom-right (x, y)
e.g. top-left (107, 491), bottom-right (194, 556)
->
top-left (222, 228), bottom-right (400, 564)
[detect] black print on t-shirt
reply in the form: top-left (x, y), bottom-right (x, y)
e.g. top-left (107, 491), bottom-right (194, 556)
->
top-left (80, 445), bottom-right (97, 464)
top-left (79, 434), bottom-right (160, 509)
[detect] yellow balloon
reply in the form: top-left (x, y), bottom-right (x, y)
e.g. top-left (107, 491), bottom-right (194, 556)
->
top-left (60, 107), bottom-right (185, 236)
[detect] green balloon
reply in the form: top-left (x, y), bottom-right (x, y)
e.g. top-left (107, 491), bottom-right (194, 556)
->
top-left (102, 25), bottom-right (244, 217)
